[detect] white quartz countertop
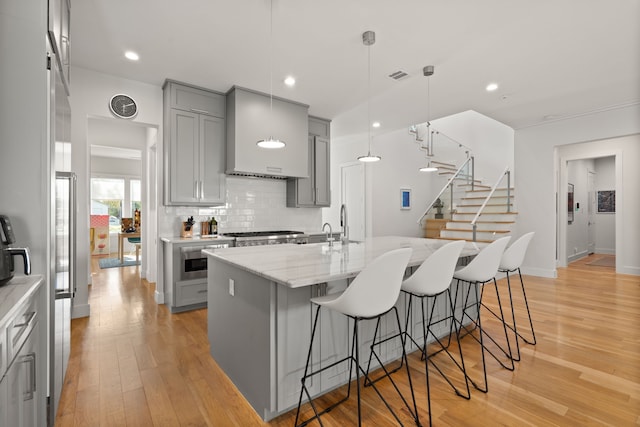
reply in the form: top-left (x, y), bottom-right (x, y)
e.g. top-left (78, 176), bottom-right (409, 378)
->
top-left (0, 275), bottom-right (44, 327)
top-left (204, 236), bottom-right (483, 288)
top-left (161, 235), bottom-right (235, 245)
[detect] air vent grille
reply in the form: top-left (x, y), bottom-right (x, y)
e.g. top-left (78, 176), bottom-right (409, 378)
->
top-left (388, 70), bottom-right (409, 81)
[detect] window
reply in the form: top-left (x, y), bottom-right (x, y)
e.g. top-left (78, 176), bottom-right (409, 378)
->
top-left (91, 176), bottom-right (141, 233)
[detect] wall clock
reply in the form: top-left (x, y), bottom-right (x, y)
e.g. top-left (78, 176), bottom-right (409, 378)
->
top-left (109, 94), bottom-right (138, 119)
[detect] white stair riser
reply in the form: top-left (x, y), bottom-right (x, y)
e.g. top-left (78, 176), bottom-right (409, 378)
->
top-left (452, 213), bottom-right (518, 222)
top-left (441, 230), bottom-right (509, 241)
top-left (467, 189), bottom-right (514, 198)
top-left (446, 222), bottom-right (513, 231)
top-left (456, 205), bottom-right (513, 214)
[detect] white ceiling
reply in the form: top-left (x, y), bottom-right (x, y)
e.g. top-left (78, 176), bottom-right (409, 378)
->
top-left (71, 0), bottom-right (640, 140)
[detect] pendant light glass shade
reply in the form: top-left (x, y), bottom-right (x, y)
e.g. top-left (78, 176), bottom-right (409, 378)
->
top-left (257, 137), bottom-right (286, 149)
top-left (358, 30), bottom-right (380, 163)
top-left (419, 161), bottom-right (438, 172)
top-left (357, 152), bottom-right (382, 162)
top-left (256, 0), bottom-right (285, 149)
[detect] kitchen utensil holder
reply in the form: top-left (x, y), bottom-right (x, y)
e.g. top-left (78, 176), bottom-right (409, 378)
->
top-left (180, 222), bottom-right (193, 238)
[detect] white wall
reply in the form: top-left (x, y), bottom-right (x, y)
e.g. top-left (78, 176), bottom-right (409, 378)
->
top-left (70, 67), bottom-right (163, 317)
top-left (328, 110), bottom-right (514, 238)
top-left (0, 2), bottom-right (49, 277)
top-left (594, 156), bottom-right (615, 254)
top-left (566, 159), bottom-right (595, 261)
top-left (515, 104), bottom-right (640, 277)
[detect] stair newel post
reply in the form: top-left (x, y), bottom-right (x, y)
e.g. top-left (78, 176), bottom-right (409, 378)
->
top-left (506, 170), bottom-right (511, 213)
top-left (471, 156), bottom-right (475, 191)
top-left (449, 182), bottom-right (454, 219)
top-left (472, 223), bottom-right (477, 242)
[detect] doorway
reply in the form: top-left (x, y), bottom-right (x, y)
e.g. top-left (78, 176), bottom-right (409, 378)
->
top-left (558, 150), bottom-right (619, 270)
top-left (341, 162), bottom-right (365, 241)
top-left (87, 117), bottom-right (158, 280)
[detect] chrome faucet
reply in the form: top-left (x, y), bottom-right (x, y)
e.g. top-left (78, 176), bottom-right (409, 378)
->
top-left (322, 222), bottom-right (333, 246)
top-left (340, 204), bottom-right (348, 243)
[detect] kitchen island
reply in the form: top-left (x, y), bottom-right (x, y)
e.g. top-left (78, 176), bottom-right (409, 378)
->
top-left (204, 236), bottom-right (482, 421)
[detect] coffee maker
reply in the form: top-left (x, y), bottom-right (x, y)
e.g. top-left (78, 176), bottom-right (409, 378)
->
top-left (0, 215), bottom-right (31, 285)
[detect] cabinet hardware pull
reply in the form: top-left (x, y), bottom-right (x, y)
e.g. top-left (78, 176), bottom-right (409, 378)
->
top-left (22, 352), bottom-right (36, 401)
top-left (190, 108), bottom-right (210, 115)
top-left (200, 181), bottom-right (204, 199)
top-left (266, 166), bottom-right (282, 173)
top-left (13, 311), bottom-right (36, 328)
top-left (197, 290), bottom-right (207, 294)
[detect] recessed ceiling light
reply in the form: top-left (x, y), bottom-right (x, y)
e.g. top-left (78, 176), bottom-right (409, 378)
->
top-left (125, 51), bottom-right (139, 61)
top-left (372, 122), bottom-right (381, 128)
top-left (284, 76), bottom-right (295, 87)
top-left (486, 83), bottom-right (498, 92)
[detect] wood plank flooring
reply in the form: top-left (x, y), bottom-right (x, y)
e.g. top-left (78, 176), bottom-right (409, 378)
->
top-left (56, 254), bottom-right (640, 426)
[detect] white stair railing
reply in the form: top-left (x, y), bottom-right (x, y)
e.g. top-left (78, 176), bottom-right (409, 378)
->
top-left (417, 156), bottom-right (475, 226)
top-left (471, 166), bottom-right (511, 241)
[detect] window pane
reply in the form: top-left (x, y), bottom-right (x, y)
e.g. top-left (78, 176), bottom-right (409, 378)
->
top-left (92, 178), bottom-right (124, 200)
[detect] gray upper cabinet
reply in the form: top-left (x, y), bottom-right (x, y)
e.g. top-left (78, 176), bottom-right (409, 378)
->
top-left (48, 0), bottom-right (71, 94)
top-left (164, 80), bottom-right (226, 206)
top-left (226, 86), bottom-right (309, 178)
top-left (287, 117), bottom-right (331, 207)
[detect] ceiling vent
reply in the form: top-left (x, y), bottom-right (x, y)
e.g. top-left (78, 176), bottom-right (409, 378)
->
top-left (388, 70), bottom-right (409, 81)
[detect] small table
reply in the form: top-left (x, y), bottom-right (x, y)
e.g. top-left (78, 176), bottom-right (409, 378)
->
top-left (118, 231), bottom-right (141, 263)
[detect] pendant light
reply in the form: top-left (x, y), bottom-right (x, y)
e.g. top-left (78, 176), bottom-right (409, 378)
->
top-left (419, 65), bottom-right (437, 172)
top-left (257, 0), bottom-right (285, 149)
top-left (357, 30), bottom-right (381, 163)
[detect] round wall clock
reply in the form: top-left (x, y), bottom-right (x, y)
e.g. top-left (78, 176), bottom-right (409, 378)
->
top-left (109, 94), bottom-right (138, 119)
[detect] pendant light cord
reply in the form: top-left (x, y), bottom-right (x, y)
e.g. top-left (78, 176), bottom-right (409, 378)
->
top-left (367, 37), bottom-right (371, 154)
top-left (269, 0), bottom-right (273, 136)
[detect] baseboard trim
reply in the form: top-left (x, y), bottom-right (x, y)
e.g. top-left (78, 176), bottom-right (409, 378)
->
top-left (594, 248), bottom-right (615, 255)
top-left (521, 266), bottom-right (557, 278)
top-left (619, 265), bottom-right (640, 276)
top-left (72, 303), bottom-right (90, 319)
top-left (154, 290), bottom-right (165, 304)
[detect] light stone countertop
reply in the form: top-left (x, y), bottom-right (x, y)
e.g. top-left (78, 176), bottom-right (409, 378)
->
top-left (204, 236), bottom-right (483, 288)
top-left (160, 235), bottom-right (236, 245)
top-left (0, 275), bottom-right (44, 328)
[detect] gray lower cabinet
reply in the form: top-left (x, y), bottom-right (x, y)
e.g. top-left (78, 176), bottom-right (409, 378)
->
top-left (0, 280), bottom-right (45, 427)
top-left (287, 117), bottom-right (331, 208)
top-left (164, 81), bottom-right (226, 206)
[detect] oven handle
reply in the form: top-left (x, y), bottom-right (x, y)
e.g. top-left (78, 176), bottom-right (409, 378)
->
top-left (180, 246), bottom-right (205, 258)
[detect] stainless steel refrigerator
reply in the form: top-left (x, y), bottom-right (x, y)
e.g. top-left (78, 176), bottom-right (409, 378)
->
top-left (53, 171), bottom-right (75, 423)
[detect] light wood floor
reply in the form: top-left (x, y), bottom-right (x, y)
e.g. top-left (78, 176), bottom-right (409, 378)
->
top-left (55, 254), bottom-right (640, 426)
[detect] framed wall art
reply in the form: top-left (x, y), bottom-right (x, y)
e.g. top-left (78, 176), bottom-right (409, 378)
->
top-left (597, 190), bottom-right (615, 213)
top-left (567, 183), bottom-right (574, 223)
top-left (400, 188), bottom-right (411, 210)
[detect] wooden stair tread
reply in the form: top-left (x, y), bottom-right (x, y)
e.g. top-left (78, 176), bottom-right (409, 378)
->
top-left (447, 220), bottom-right (515, 224)
top-left (458, 203), bottom-right (513, 207)
top-left (443, 228), bottom-right (510, 233)
top-left (430, 236), bottom-right (496, 243)
top-left (431, 160), bottom-right (457, 168)
top-left (465, 188), bottom-right (515, 193)
top-left (455, 211), bottom-right (519, 215)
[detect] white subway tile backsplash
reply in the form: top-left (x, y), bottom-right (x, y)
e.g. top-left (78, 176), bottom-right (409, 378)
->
top-left (159, 176), bottom-right (323, 237)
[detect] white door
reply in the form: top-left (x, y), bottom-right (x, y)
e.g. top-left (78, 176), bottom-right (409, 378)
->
top-left (341, 163), bottom-right (365, 242)
top-left (587, 171), bottom-right (596, 254)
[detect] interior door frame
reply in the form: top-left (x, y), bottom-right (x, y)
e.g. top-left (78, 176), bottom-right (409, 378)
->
top-left (557, 150), bottom-right (622, 271)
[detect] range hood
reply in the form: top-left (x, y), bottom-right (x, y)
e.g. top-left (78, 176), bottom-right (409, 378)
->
top-left (226, 86), bottom-right (309, 179)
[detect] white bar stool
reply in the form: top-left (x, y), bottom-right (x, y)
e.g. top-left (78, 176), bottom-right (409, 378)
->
top-left (397, 240), bottom-right (470, 427)
top-left (452, 236), bottom-right (512, 393)
top-left (294, 248), bottom-right (420, 427)
top-left (498, 232), bottom-right (536, 361)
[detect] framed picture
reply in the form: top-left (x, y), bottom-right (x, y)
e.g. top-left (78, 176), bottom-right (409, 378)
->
top-left (597, 190), bottom-right (615, 213)
top-left (567, 184), bottom-right (574, 223)
top-left (400, 188), bottom-right (411, 210)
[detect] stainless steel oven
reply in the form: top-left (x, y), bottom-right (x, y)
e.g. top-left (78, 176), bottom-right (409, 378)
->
top-left (180, 243), bottom-right (229, 280)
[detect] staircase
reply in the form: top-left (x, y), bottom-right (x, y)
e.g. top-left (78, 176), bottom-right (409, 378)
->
top-left (438, 187), bottom-right (517, 242)
top-left (419, 159), bottom-right (517, 243)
